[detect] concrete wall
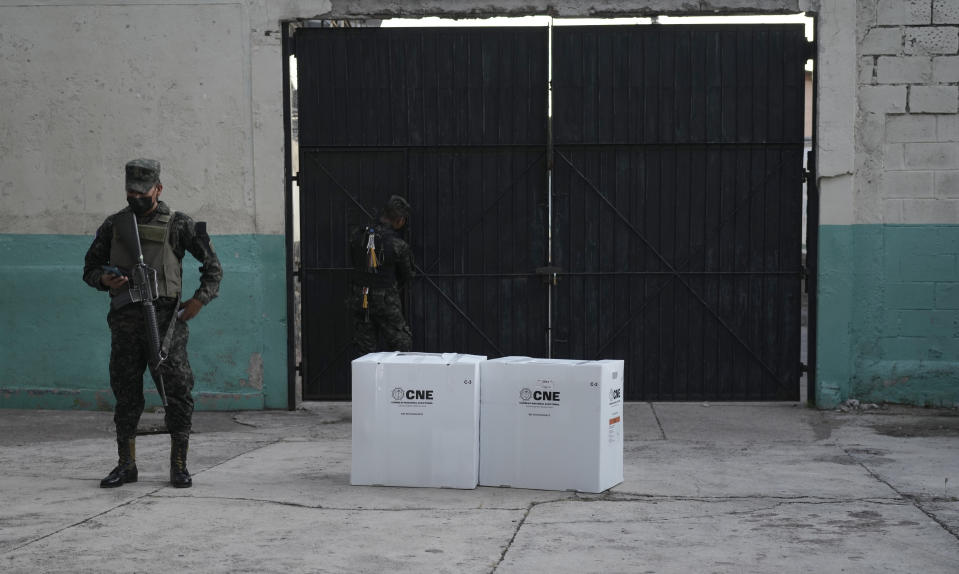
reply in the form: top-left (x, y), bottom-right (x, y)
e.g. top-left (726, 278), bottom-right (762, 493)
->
top-left (0, 0), bottom-right (324, 409)
top-left (816, 0), bottom-right (959, 408)
top-left (2, 0), bottom-right (956, 410)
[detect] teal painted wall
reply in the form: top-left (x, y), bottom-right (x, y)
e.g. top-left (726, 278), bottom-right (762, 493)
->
top-left (0, 234), bottom-right (288, 411)
top-left (817, 225), bottom-right (959, 408)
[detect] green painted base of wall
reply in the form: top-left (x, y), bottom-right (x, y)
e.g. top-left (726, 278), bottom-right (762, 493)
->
top-left (817, 224), bottom-right (959, 409)
top-left (852, 361), bottom-right (959, 408)
top-left (0, 234), bottom-right (288, 411)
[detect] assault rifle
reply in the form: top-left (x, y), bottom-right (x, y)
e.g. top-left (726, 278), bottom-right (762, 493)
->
top-left (112, 211), bottom-right (169, 407)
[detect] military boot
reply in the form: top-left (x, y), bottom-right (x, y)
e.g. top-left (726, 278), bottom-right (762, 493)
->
top-left (100, 437), bottom-right (138, 488)
top-left (169, 435), bottom-right (192, 488)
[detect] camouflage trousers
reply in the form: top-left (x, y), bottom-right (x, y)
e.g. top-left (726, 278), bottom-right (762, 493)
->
top-left (107, 298), bottom-right (194, 442)
top-left (350, 285), bottom-right (412, 355)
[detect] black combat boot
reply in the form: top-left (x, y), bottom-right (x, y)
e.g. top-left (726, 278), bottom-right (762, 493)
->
top-left (100, 437), bottom-right (138, 488)
top-left (170, 435), bottom-right (192, 488)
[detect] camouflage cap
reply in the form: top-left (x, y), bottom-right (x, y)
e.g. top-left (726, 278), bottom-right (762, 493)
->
top-left (385, 195), bottom-right (411, 219)
top-left (125, 158), bottom-right (160, 194)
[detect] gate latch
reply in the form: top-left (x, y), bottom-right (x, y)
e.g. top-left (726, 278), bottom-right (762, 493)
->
top-left (535, 266), bottom-right (562, 286)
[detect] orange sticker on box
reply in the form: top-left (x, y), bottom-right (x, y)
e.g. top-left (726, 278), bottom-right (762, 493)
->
top-left (609, 416), bottom-right (620, 425)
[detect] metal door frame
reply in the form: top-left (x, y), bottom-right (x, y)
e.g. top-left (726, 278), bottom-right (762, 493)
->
top-left (806, 16), bottom-right (819, 406)
top-left (282, 21), bottom-right (296, 410)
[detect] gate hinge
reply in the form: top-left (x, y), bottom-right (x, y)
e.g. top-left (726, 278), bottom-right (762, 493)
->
top-left (290, 172), bottom-right (299, 183)
top-left (288, 33), bottom-right (296, 56)
top-left (295, 362), bottom-right (303, 374)
top-left (801, 168), bottom-right (812, 183)
top-left (800, 265), bottom-right (808, 281)
top-left (800, 362), bottom-right (808, 373)
top-left (804, 40), bottom-right (816, 62)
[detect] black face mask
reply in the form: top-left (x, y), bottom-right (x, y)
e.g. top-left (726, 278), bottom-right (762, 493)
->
top-left (127, 196), bottom-right (155, 216)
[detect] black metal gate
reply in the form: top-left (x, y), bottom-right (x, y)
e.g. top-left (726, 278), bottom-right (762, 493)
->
top-left (295, 27), bottom-right (548, 399)
top-left (293, 23), bottom-right (806, 401)
top-left (551, 25), bottom-right (806, 400)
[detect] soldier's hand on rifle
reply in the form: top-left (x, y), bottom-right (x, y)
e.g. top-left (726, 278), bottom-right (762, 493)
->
top-left (100, 272), bottom-right (129, 289)
top-left (178, 298), bottom-right (203, 322)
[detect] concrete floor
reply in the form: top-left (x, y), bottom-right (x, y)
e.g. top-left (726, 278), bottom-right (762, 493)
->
top-left (1, 402), bottom-right (957, 573)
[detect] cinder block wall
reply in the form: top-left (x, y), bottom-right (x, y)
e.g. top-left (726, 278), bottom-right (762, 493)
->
top-left (817, 0), bottom-right (959, 407)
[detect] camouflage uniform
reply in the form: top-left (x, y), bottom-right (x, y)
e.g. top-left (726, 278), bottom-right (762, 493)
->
top-left (350, 222), bottom-right (414, 354)
top-left (84, 201), bottom-right (222, 440)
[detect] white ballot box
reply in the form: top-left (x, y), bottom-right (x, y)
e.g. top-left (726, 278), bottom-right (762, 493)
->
top-left (479, 357), bottom-right (624, 493)
top-left (351, 352), bottom-right (485, 489)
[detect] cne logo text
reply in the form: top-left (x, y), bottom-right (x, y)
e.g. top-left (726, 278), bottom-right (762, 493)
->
top-left (520, 387), bottom-right (560, 402)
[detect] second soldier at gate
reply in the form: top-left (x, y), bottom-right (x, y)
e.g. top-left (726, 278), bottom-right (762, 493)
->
top-left (349, 195), bottom-right (414, 354)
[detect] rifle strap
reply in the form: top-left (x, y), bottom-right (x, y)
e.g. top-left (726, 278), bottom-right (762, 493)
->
top-left (160, 300), bottom-right (179, 358)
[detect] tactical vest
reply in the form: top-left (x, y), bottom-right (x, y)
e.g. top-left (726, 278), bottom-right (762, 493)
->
top-left (110, 211), bottom-right (182, 299)
top-left (351, 224), bottom-right (399, 289)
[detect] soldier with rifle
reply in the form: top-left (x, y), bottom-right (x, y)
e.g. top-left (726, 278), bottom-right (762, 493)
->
top-left (349, 195), bottom-right (414, 355)
top-left (83, 158), bottom-right (222, 489)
